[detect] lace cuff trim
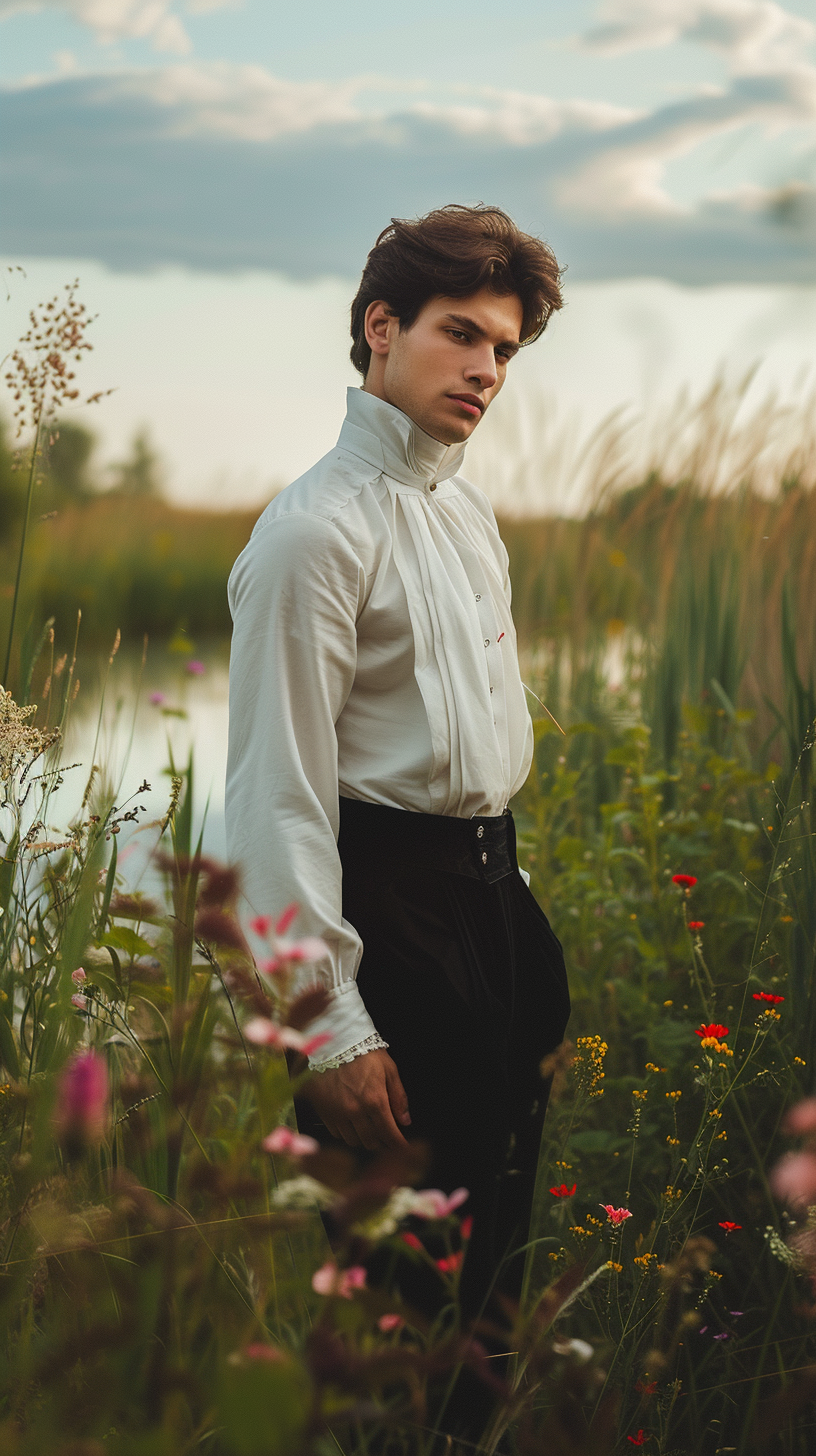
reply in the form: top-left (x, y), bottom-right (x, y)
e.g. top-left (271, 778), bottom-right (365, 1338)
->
top-left (309, 1032), bottom-right (389, 1072)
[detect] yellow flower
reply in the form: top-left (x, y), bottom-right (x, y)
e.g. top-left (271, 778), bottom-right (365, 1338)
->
top-left (794, 1057), bottom-right (807, 1067)
top-left (632, 1089), bottom-right (648, 1100)
top-left (666, 1090), bottom-right (682, 1101)
top-left (664, 1000), bottom-right (674, 1007)
top-left (645, 1063), bottom-right (666, 1073)
top-left (666, 1136), bottom-right (680, 1146)
top-left (607, 1261), bottom-right (623, 1273)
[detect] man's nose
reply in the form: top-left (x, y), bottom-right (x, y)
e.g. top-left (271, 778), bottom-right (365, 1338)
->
top-left (464, 347), bottom-right (497, 391)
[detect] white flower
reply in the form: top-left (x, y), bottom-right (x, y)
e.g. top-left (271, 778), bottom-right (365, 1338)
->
top-left (271, 1176), bottom-right (338, 1211)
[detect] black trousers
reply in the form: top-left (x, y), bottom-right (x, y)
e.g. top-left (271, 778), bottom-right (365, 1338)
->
top-left (298, 796), bottom-right (570, 1324)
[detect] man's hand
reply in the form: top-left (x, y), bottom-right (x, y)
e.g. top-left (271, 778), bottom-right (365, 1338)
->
top-left (305, 1048), bottom-right (411, 1151)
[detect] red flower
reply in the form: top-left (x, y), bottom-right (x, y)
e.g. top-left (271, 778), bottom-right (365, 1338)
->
top-left (635, 1380), bottom-right (658, 1396)
top-left (400, 1232), bottom-right (423, 1252)
top-left (688, 921), bottom-right (705, 930)
top-left (672, 874), bottom-right (697, 888)
top-left (695, 1023), bottom-right (729, 1040)
top-left (460, 1215), bottom-right (473, 1241)
top-left (550, 1183), bottom-right (577, 1198)
top-left (436, 1251), bottom-right (463, 1274)
top-left (718, 1221), bottom-right (741, 1233)
top-left (753, 992), bottom-right (784, 1005)
top-left (627, 1431), bottom-right (649, 1446)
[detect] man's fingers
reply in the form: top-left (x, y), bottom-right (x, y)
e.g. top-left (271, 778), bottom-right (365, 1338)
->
top-left (362, 1099), bottom-right (408, 1150)
top-left (384, 1062), bottom-right (412, 1127)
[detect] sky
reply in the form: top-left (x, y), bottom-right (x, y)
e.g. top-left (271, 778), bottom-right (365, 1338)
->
top-left (1, 0), bottom-right (815, 509)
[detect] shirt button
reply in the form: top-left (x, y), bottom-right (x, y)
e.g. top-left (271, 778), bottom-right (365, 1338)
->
top-left (475, 593), bottom-right (481, 601)
top-left (490, 686), bottom-right (494, 694)
top-left (481, 851), bottom-right (488, 864)
top-left (477, 825), bottom-right (484, 838)
top-left (484, 638), bottom-right (490, 647)
top-left (429, 483), bottom-right (437, 492)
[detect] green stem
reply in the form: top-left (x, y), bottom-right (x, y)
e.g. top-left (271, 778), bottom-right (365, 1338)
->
top-left (3, 414), bottom-right (42, 689)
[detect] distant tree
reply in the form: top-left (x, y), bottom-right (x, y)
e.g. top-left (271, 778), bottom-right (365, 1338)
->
top-left (109, 430), bottom-right (164, 498)
top-left (43, 419), bottom-right (98, 505)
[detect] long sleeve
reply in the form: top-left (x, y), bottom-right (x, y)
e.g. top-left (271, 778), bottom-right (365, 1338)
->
top-left (226, 509), bottom-right (386, 1068)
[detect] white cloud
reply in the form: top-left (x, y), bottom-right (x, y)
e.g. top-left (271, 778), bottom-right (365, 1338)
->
top-left (560, 0), bottom-right (816, 216)
top-left (0, 0), bottom-right (232, 53)
top-left (582, 0), bottom-right (816, 75)
top-left (114, 63), bottom-right (363, 140)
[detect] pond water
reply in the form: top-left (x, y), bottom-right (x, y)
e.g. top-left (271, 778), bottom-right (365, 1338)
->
top-left (56, 639), bottom-right (231, 893)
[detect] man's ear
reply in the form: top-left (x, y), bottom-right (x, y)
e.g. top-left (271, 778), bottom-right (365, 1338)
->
top-left (364, 301), bottom-right (398, 358)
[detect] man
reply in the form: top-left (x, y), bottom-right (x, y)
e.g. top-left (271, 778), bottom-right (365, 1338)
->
top-left (226, 204), bottom-right (570, 1323)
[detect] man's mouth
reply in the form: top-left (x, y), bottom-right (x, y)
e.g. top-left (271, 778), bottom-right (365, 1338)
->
top-left (447, 394), bottom-right (484, 418)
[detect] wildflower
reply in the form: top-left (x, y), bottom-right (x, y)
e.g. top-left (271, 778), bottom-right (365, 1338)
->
top-left (244, 1344), bottom-right (284, 1362)
top-left (550, 1183), bottom-right (577, 1198)
top-left (770, 1152), bottom-right (816, 1209)
top-left (272, 1176), bottom-right (338, 1211)
top-left (575, 1035), bottom-right (607, 1097)
top-left (411, 1187), bottom-right (468, 1220)
top-left (635, 1380), bottom-right (658, 1396)
top-left (664, 999), bottom-right (673, 1007)
top-left (627, 1430), bottom-right (648, 1446)
top-left (52, 1049), bottom-right (108, 1154)
top-left (688, 921), bottom-right (705, 930)
top-left (460, 1215), bottom-right (473, 1241)
top-left (666, 1091), bottom-right (682, 1103)
top-left (634, 1253), bottom-right (657, 1268)
top-left (712, 1332), bottom-right (730, 1341)
top-left (401, 1232), bottom-right (423, 1252)
top-left (553, 1337), bottom-right (593, 1362)
top-left (148, 691), bottom-right (167, 706)
top-left (667, 1137), bottom-right (680, 1146)
top-left (0, 687), bottom-right (58, 782)
top-left (753, 991), bottom-right (784, 1004)
top-left (70, 993), bottom-right (88, 1012)
top-left (378, 1314), bottom-right (404, 1332)
top-left (243, 1017), bottom-right (331, 1059)
top-left (600, 1204), bottom-right (632, 1226)
top-left (71, 967), bottom-right (86, 985)
top-left (186, 659), bottom-right (206, 676)
top-left (718, 1221), bottom-right (741, 1233)
top-left (607, 1261), bottom-right (623, 1272)
top-left (436, 1251), bottom-right (463, 1275)
top-left (262, 1126), bottom-right (319, 1158)
top-left (259, 935), bottom-right (330, 976)
top-left (632, 1089), bottom-right (648, 1101)
top-left (783, 1100), bottom-right (816, 1135)
top-left (672, 874), bottom-right (697, 889)
top-left (644, 1063), bottom-right (665, 1073)
top-left (794, 1057), bottom-right (806, 1067)
top-left (695, 1023), bottom-right (729, 1041)
top-left (312, 1261), bottom-right (367, 1298)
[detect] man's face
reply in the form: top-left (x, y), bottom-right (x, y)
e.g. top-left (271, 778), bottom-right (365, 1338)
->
top-left (363, 287), bottom-right (524, 446)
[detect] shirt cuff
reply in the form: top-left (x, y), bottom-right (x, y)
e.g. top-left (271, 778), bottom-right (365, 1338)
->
top-left (305, 979), bottom-right (383, 1070)
top-left (519, 867), bottom-right (531, 886)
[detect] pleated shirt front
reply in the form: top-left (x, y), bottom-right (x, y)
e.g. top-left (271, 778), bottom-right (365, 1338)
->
top-left (226, 387), bottom-right (534, 1064)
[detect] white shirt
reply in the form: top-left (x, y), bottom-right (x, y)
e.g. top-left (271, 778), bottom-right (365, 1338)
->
top-left (226, 388), bottom-right (534, 1066)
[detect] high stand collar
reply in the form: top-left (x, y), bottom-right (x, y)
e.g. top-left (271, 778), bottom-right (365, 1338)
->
top-left (337, 387), bottom-right (467, 491)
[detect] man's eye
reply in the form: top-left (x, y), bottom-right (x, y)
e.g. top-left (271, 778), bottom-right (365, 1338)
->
top-left (448, 329), bottom-right (469, 341)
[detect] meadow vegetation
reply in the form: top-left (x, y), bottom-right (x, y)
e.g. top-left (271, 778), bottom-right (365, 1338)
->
top-left (0, 297), bottom-right (815, 1451)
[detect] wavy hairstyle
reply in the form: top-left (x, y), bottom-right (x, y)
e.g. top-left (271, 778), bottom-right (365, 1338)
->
top-left (349, 203), bottom-right (564, 377)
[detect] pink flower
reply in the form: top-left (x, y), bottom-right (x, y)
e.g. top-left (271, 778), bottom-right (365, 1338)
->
top-left (71, 967), bottom-right (86, 985)
top-left (244, 1343), bottom-right (283, 1362)
top-left (275, 903), bottom-right (299, 935)
top-left (412, 1187), bottom-right (469, 1220)
top-left (52, 1049), bottom-right (108, 1150)
top-left (259, 935), bottom-right (330, 976)
top-left (600, 1204), bottom-right (632, 1226)
top-left (262, 1126), bottom-right (319, 1157)
top-left (186, 659), bottom-right (205, 676)
top-left (250, 915), bottom-right (274, 938)
top-left (244, 1017), bottom-right (332, 1060)
top-left (70, 993), bottom-right (88, 1011)
top-left (149, 691), bottom-right (167, 706)
top-left (401, 1232), bottom-right (423, 1252)
top-left (312, 1261), bottom-right (367, 1298)
top-left (784, 1099), bottom-right (816, 1137)
top-left (770, 1151), bottom-right (816, 1208)
top-left (378, 1313), bottom-right (404, 1332)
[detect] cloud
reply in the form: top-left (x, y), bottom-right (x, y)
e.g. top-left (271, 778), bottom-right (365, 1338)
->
top-left (0, 61), bottom-right (814, 283)
top-left (582, 0), bottom-right (816, 75)
top-left (0, 0), bottom-right (231, 54)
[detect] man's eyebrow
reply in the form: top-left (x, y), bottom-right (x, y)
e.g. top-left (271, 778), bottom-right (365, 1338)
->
top-left (443, 313), bottom-right (521, 354)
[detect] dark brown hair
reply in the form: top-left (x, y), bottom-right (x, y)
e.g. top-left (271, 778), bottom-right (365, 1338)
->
top-left (349, 203), bottom-right (563, 377)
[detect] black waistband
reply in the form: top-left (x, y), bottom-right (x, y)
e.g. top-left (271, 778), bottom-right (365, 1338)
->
top-left (337, 795), bottom-right (518, 885)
